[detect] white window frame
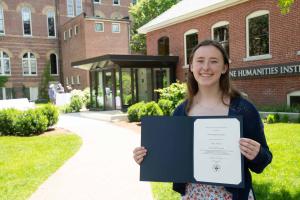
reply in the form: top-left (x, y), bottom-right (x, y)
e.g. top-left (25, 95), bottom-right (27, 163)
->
top-left (75, 0), bottom-right (82, 16)
top-left (0, 51), bottom-right (10, 75)
top-left (29, 87), bottom-right (38, 101)
top-left (184, 29), bottom-right (198, 67)
top-left (287, 91), bottom-right (300, 106)
top-left (76, 75), bottom-right (80, 84)
top-left (0, 6), bottom-right (5, 35)
top-left (64, 31), bottom-right (67, 40)
top-left (71, 76), bottom-right (74, 84)
top-left (22, 7), bottom-right (32, 36)
top-left (113, 0), bottom-right (120, 6)
top-left (94, 0), bottom-right (102, 4)
top-left (67, 0), bottom-right (74, 17)
top-left (95, 22), bottom-right (104, 32)
top-left (69, 28), bottom-right (72, 38)
top-left (211, 21), bottom-right (229, 56)
top-left (22, 52), bottom-right (37, 76)
top-left (47, 10), bottom-right (56, 38)
top-left (66, 77), bottom-right (69, 85)
top-left (74, 25), bottom-right (79, 35)
top-left (50, 53), bottom-right (59, 76)
top-left (112, 23), bottom-right (120, 33)
top-left (245, 10), bottom-right (271, 61)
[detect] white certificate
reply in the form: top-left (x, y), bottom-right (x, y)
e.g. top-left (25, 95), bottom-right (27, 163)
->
top-left (193, 118), bottom-right (242, 185)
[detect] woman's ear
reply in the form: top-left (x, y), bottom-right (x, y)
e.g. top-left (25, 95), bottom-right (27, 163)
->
top-left (222, 64), bottom-right (228, 74)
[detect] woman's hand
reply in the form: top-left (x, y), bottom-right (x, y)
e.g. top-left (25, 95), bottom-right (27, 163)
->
top-left (239, 138), bottom-right (261, 160)
top-left (133, 146), bottom-right (147, 165)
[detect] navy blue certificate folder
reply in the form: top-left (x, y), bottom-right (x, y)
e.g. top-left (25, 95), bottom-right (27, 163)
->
top-left (140, 116), bottom-right (244, 188)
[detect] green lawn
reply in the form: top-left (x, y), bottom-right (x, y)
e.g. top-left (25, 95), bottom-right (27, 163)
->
top-left (0, 134), bottom-right (82, 200)
top-left (151, 123), bottom-right (300, 200)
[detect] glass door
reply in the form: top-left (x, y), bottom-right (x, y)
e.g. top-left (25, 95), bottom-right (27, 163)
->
top-left (103, 69), bottom-right (116, 110)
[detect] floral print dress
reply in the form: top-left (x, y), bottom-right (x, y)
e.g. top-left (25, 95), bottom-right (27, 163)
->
top-left (181, 183), bottom-right (254, 200)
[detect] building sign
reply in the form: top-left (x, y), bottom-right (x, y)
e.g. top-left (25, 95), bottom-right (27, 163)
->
top-left (230, 62), bottom-right (300, 79)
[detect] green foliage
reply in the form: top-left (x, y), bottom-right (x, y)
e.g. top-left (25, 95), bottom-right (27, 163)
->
top-left (62, 89), bottom-right (87, 113)
top-left (298, 114), bottom-right (300, 123)
top-left (155, 81), bottom-right (187, 109)
top-left (158, 99), bottom-right (173, 116)
top-left (266, 114), bottom-right (276, 124)
top-left (39, 61), bottom-right (54, 100)
top-left (0, 109), bottom-right (21, 135)
top-left (129, 0), bottom-right (178, 53)
top-left (258, 104), bottom-right (300, 113)
top-left (0, 76), bottom-right (8, 87)
top-left (274, 113), bottom-right (280, 122)
top-left (278, 0), bottom-right (295, 14)
top-left (37, 104), bottom-right (59, 127)
top-left (127, 101), bottom-right (146, 122)
top-left (15, 109), bottom-right (48, 136)
top-left (138, 101), bottom-right (163, 119)
top-left (281, 114), bottom-right (289, 123)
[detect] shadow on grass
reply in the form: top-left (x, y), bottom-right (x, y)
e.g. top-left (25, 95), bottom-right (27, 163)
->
top-left (254, 182), bottom-right (300, 200)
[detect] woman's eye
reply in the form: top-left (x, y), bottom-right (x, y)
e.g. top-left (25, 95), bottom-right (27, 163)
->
top-left (211, 60), bottom-right (218, 64)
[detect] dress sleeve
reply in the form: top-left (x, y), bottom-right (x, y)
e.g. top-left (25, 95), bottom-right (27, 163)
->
top-left (242, 100), bottom-right (273, 173)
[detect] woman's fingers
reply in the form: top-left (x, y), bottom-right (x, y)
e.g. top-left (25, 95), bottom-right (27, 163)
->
top-left (133, 147), bottom-right (147, 164)
top-left (239, 138), bottom-right (260, 160)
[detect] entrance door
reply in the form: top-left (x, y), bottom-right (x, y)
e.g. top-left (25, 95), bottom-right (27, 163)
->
top-left (103, 69), bottom-right (116, 110)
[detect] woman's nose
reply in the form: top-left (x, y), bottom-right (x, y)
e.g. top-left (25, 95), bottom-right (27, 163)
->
top-left (201, 61), bottom-right (210, 70)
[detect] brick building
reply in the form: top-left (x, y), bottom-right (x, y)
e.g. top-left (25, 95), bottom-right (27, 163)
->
top-left (138, 0), bottom-right (300, 106)
top-left (0, 0), bottom-right (133, 101)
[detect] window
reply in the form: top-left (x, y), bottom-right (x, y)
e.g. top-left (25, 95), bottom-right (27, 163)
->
top-left (95, 22), bottom-right (104, 32)
top-left (50, 54), bottom-right (58, 75)
top-left (94, 0), bottom-right (101, 3)
top-left (212, 21), bottom-right (229, 56)
top-left (0, 6), bottom-right (5, 34)
top-left (66, 77), bottom-right (69, 85)
top-left (47, 11), bottom-right (56, 37)
top-left (112, 23), bottom-right (120, 33)
top-left (71, 76), bottom-right (74, 84)
top-left (75, 0), bottom-right (82, 16)
top-left (0, 51), bottom-right (10, 75)
top-left (74, 25), bottom-right (79, 35)
top-left (24, 87), bottom-right (38, 101)
top-left (0, 88), bottom-right (13, 100)
top-left (64, 31), bottom-right (67, 40)
top-left (22, 7), bottom-right (32, 36)
top-left (287, 91), bottom-right (300, 106)
top-left (22, 52), bottom-right (37, 75)
top-left (76, 75), bottom-right (80, 84)
top-left (132, 0), bottom-right (137, 5)
top-left (246, 10), bottom-right (270, 58)
top-left (67, 0), bottom-right (82, 17)
top-left (184, 29), bottom-right (198, 66)
top-left (113, 0), bottom-right (120, 5)
top-left (158, 36), bottom-right (169, 56)
top-left (69, 28), bottom-right (73, 38)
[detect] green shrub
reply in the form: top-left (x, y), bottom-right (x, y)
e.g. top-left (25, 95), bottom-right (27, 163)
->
top-left (15, 109), bottom-right (48, 136)
top-left (139, 101), bottom-right (163, 119)
top-left (69, 96), bottom-right (83, 112)
top-left (37, 104), bottom-right (59, 127)
top-left (127, 101), bottom-right (146, 122)
top-left (266, 114), bottom-right (275, 124)
top-left (0, 109), bottom-right (21, 135)
top-left (258, 104), bottom-right (300, 113)
top-left (297, 114), bottom-right (300, 123)
top-left (274, 113), bottom-right (280, 122)
top-left (155, 81), bottom-right (186, 109)
top-left (281, 114), bottom-right (289, 123)
top-left (158, 99), bottom-right (173, 116)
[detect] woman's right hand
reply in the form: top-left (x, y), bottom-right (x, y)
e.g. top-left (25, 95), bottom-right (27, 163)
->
top-left (133, 146), bottom-right (147, 165)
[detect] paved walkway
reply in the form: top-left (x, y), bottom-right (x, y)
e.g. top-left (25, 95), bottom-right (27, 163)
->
top-left (29, 113), bottom-right (153, 200)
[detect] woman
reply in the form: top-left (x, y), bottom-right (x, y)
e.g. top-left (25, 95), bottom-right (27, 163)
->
top-left (133, 40), bottom-right (272, 200)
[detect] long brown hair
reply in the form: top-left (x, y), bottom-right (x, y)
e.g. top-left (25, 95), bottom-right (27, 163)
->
top-left (185, 39), bottom-right (240, 113)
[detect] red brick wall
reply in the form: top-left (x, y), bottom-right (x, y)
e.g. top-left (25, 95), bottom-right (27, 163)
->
top-left (146, 0), bottom-right (300, 106)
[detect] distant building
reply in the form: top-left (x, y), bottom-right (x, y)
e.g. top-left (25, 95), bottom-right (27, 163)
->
top-left (0, 0), bottom-right (134, 101)
top-left (139, 0), bottom-right (300, 106)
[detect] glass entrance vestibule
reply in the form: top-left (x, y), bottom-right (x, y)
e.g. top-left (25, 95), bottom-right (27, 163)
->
top-left (72, 54), bottom-right (178, 111)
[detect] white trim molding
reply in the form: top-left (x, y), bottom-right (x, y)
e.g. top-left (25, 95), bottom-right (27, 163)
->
top-left (243, 54), bottom-right (272, 62)
top-left (297, 51), bottom-right (300, 56)
top-left (211, 21), bottom-right (229, 39)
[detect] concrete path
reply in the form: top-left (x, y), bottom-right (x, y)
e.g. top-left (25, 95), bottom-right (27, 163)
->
top-left (29, 114), bottom-right (153, 200)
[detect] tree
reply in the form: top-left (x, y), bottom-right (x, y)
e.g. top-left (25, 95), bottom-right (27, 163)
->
top-left (278, 0), bottom-right (294, 14)
top-left (129, 0), bottom-right (178, 54)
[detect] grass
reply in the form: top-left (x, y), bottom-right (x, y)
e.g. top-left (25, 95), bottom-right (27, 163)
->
top-left (0, 134), bottom-right (82, 200)
top-left (151, 123), bottom-right (300, 200)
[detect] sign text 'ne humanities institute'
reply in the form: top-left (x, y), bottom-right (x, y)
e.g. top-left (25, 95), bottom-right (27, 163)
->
top-left (229, 62), bottom-right (300, 79)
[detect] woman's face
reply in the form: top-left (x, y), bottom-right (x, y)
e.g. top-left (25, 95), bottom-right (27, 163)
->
top-left (190, 45), bottom-right (228, 88)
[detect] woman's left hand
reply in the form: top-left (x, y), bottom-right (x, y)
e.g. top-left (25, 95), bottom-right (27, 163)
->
top-left (239, 138), bottom-right (261, 160)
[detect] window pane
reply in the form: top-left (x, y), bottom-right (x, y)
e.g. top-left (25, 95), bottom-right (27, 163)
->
top-left (48, 12), bottom-right (55, 37)
top-left (23, 53), bottom-right (28, 58)
top-left (67, 0), bottom-right (74, 16)
top-left (95, 23), bottom-right (103, 32)
top-left (50, 54), bottom-right (58, 74)
top-left (5, 88), bottom-right (13, 99)
top-left (76, 0), bottom-right (82, 16)
top-left (0, 7), bottom-right (4, 33)
top-left (30, 59), bottom-right (37, 74)
top-left (214, 25), bottom-right (229, 56)
top-left (22, 8), bottom-right (31, 35)
top-left (158, 37), bottom-right (169, 56)
top-left (4, 59), bottom-right (10, 74)
top-left (112, 23), bottom-right (120, 32)
top-left (0, 88), bottom-right (3, 99)
top-left (186, 33), bottom-right (198, 64)
top-left (249, 14), bottom-right (269, 56)
top-left (23, 60), bottom-right (29, 74)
